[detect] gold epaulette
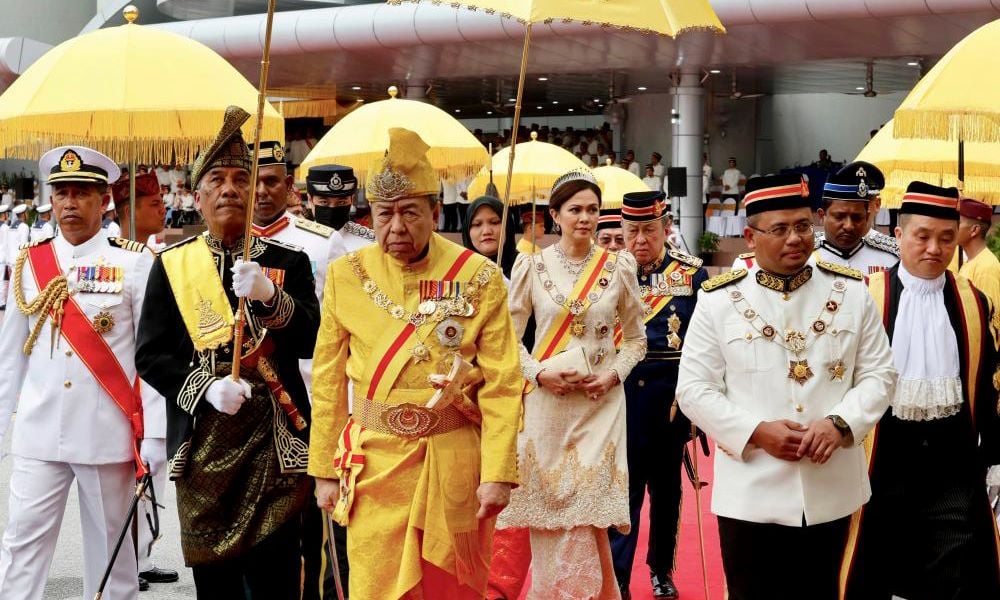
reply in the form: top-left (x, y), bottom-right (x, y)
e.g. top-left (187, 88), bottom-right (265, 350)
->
top-left (817, 260), bottom-right (863, 281)
top-left (162, 235), bottom-right (198, 253)
top-left (261, 236), bottom-right (304, 253)
top-left (737, 251), bottom-right (755, 259)
top-left (668, 249), bottom-right (704, 269)
top-left (108, 237), bottom-right (147, 253)
top-left (294, 218), bottom-right (334, 238)
top-left (19, 237), bottom-right (53, 250)
top-left (702, 269), bottom-right (748, 292)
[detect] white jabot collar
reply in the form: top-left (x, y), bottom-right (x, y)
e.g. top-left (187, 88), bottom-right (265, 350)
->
top-left (898, 262), bottom-right (946, 295)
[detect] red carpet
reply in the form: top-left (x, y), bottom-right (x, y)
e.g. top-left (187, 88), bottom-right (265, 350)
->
top-left (516, 444), bottom-right (726, 599)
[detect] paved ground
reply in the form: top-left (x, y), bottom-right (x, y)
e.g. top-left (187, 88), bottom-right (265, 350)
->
top-left (0, 430), bottom-right (196, 599)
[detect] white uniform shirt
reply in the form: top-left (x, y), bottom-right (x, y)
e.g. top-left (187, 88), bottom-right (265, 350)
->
top-left (334, 221), bottom-right (376, 255)
top-left (815, 240), bottom-right (898, 279)
top-left (4, 221), bottom-right (28, 264)
top-left (643, 176), bottom-right (662, 192)
top-left (722, 167), bottom-right (743, 194)
top-left (253, 211), bottom-right (342, 304)
top-left (677, 263), bottom-right (896, 526)
top-left (653, 164), bottom-right (665, 179)
top-left (103, 220), bottom-right (121, 239)
top-left (0, 223), bottom-right (8, 265)
top-left (0, 233), bottom-right (155, 464)
top-left (627, 162), bottom-right (641, 177)
top-left (441, 180), bottom-right (458, 206)
top-left (29, 220), bottom-right (54, 243)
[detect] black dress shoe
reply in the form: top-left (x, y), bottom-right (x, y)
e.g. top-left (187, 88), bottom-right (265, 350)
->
top-left (650, 572), bottom-right (679, 600)
top-left (138, 576), bottom-right (149, 592)
top-left (618, 582), bottom-right (632, 600)
top-left (139, 567), bottom-right (180, 583)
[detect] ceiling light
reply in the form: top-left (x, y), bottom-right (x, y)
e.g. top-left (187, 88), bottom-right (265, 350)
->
top-left (486, 111), bottom-right (493, 115)
top-left (538, 76), bottom-right (548, 81)
top-left (856, 86), bottom-right (865, 91)
top-left (907, 61), bottom-right (919, 66)
top-left (568, 108), bottom-right (574, 112)
top-left (637, 86), bottom-right (648, 91)
top-left (536, 105), bottom-right (543, 109)
top-left (509, 97), bottom-right (517, 102)
top-left (454, 109), bottom-right (461, 113)
top-left (552, 100), bottom-right (559, 104)
top-left (351, 86), bottom-right (361, 91)
top-left (709, 69), bottom-right (721, 74)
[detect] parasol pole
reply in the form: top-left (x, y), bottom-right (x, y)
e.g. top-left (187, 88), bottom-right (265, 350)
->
top-left (232, 0), bottom-right (277, 380)
top-left (957, 137), bottom-right (965, 269)
top-left (128, 139), bottom-right (137, 242)
top-left (496, 23), bottom-right (533, 268)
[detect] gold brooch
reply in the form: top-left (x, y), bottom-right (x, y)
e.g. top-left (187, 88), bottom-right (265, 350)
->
top-left (788, 360), bottom-right (814, 385)
top-left (828, 359), bottom-right (846, 382)
top-left (92, 311), bottom-right (115, 334)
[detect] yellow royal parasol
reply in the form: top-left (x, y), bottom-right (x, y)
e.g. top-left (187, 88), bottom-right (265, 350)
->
top-left (298, 86), bottom-right (489, 182)
top-left (593, 165), bottom-right (650, 209)
top-left (0, 7), bottom-right (284, 165)
top-left (390, 0), bottom-right (724, 267)
top-left (467, 131), bottom-right (586, 204)
top-left (858, 119), bottom-right (1000, 207)
top-left (893, 19), bottom-right (1000, 144)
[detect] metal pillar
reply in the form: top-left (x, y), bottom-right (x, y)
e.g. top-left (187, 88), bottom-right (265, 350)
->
top-left (671, 70), bottom-right (705, 254)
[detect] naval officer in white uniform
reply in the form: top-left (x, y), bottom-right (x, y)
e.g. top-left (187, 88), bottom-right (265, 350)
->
top-left (677, 173), bottom-right (896, 600)
top-left (29, 203), bottom-right (55, 243)
top-left (0, 145), bottom-right (158, 600)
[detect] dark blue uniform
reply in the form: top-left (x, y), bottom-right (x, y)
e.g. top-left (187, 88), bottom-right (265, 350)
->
top-left (610, 249), bottom-right (708, 591)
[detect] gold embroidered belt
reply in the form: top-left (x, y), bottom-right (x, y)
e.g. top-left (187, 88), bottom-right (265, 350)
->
top-left (356, 396), bottom-right (469, 440)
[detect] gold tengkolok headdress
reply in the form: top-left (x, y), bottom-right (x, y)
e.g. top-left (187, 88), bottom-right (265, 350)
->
top-left (190, 105), bottom-right (254, 188)
top-left (366, 128), bottom-right (439, 202)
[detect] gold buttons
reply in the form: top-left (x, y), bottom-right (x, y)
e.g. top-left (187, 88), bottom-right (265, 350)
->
top-left (794, 404), bottom-right (804, 412)
top-left (65, 349), bottom-right (73, 357)
top-left (64, 380), bottom-right (72, 389)
top-left (638, 380), bottom-right (645, 387)
top-left (745, 332), bottom-right (752, 341)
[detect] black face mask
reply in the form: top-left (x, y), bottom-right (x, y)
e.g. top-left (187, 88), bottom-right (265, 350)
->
top-left (314, 205), bottom-right (351, 230)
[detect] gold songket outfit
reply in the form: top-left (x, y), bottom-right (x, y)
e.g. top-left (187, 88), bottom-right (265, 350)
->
top-left (309, 231), bottom-right (522, 599)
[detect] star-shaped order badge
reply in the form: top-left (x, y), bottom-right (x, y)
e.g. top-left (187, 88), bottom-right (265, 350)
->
top-left (788, 359), bottom-right (814, 385)
top-left (828, 359), bottom-right (846, 382)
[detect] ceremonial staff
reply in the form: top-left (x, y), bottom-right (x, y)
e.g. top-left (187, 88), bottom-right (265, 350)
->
top-left (232, 0), bottom-right (278, 376)
top-left (686, 423), bottom-right (712, 600)
top-left (93, 474), bottom-right (152, 600)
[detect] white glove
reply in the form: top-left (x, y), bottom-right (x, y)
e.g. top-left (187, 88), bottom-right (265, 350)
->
top-left (232, 259), bottom-right (276, 302)
top-left (988, 465), bottom-right (1000, 507)
top-left (140, 438), bottom-right (167, 475)
top-left (205, 378), bottom-right (252, 415)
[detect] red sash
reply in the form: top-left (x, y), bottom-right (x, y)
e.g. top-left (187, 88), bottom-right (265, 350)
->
top-left (27, 243), bottom-right (146, 478)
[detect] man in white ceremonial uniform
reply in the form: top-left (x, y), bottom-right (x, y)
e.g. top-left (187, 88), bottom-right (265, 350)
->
top-left (101, 201), bottom-right (122, 238)
top-left (30, 203), bottom-right (55, 242)
top-left (0, 146), bottom-right (158, 600)
top-left (677, 173), bottom-right (896, 600)
top-left (305, 163), bottom-right (376, 254)
top-left (814, 162), bottom-right (898, 279)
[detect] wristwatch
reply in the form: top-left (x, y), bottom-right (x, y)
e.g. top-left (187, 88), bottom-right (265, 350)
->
top-left (826, 415), bottom-right (852, 437)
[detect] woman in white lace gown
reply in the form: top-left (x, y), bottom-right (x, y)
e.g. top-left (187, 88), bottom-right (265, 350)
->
top-left (499, 169), bottom-right (647, 599)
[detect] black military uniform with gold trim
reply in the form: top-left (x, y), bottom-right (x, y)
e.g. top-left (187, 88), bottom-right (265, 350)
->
top-left (135, 107), bottom-right (320, 588)
top-left (609, 190), bottom-right (709, 599)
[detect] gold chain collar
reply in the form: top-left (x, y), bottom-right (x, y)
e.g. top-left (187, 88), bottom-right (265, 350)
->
top-left (755, 265), bottom-right (813, 295)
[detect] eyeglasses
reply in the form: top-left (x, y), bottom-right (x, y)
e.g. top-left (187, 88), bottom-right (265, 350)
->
top-left (749, 222), bottom-right (814, 239)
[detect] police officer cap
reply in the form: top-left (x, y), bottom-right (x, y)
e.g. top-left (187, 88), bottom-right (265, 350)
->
top-left (12, 204), bottom-right (28, 215)
top-left (39, 145), bottom-right (121, 186)
top-left (307, 164), bottom-right (357, 198)
top-left (835, 161), bottom-right (884, 197)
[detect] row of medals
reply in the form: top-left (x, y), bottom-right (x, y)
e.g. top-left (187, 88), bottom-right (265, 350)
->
top-left (640, 269), bottom-right (691, 351)
top-left (411, 297), bottom-right (472, 362)
top-left (74, 265), bottom-right (121, 334)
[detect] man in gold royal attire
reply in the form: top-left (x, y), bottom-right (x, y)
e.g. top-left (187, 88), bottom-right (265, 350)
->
top-left (310, 127), bottom-right (522, 599)
top-left (136, 106), bottom-right (320, 598)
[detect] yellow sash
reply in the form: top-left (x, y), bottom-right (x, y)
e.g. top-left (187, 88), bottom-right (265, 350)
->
top-left (526, 249), bottom-right (614, 392)
top-left (160, 237), bottom-right (234, 351)
top-left (360, 243), bottom-right (483, 402)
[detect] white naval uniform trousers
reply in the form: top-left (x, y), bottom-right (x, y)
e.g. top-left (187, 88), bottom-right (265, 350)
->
top-left (0, 233), bottom-right (154, 600)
